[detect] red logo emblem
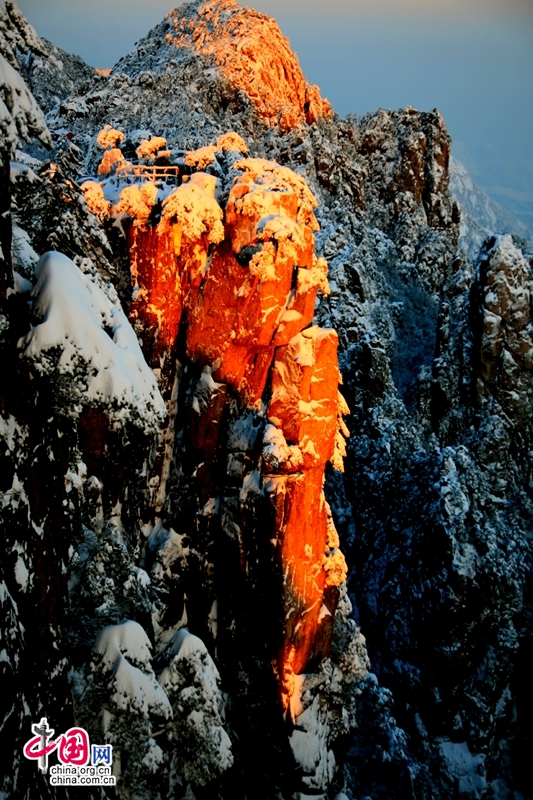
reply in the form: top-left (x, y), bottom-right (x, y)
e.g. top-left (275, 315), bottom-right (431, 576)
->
top-left (57, 728), bottom-right (90, 766)
top-left (23, 718), bottom-right (90, 773)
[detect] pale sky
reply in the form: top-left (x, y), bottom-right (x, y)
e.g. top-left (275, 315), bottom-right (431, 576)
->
top-left (16, 0), bottom-right (533, 225)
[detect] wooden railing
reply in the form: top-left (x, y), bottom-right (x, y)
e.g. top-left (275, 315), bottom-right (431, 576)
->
top-left (115, 163), bottom-right (181, 182)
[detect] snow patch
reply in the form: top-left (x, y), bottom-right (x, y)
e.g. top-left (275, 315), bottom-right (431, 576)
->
top-left (14, 555), bottom-right (28, 592)
top-left (439, 741), bottom-right (487, 799)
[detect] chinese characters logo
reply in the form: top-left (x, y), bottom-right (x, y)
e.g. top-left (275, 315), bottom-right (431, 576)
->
top-left (23, 718), bottom-right (115, 787)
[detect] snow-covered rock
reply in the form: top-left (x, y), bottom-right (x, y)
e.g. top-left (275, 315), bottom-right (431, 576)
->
top-left (18, 251), bottom-right (166, 432)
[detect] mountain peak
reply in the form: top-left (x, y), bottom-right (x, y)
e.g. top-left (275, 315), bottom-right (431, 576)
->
top-left (164, 0), bottom-right (333, 130)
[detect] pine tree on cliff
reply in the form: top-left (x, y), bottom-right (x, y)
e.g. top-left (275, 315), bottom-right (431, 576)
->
top-left (87, 621), bottom-right (172, 800)
top-left (158, 629), bottom-right (233, 793)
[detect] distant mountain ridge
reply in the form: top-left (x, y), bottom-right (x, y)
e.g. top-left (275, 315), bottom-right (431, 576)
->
top-left (450, 154), bottom-right (532, 259)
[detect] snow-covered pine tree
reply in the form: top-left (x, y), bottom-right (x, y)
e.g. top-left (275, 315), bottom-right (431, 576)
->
top-left (87, 620), bottom-right (172, 800)
top-left (11, 155), bottom-right (116, 279)
top-left (57, 138), bottom-right (84, 178)
top-left (158, 629), bottom-right (233, 795)
top-left (67, 521), bottom-right (155, 668)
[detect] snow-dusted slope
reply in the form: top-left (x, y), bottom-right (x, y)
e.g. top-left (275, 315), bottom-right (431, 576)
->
top-left (0, 0), bottom-right (49, 156)
top-left (0, 0), bottom-right (50, 328)
top-left (18, 251), bottom-right (166, 432)
top-left (0, 0), bottom-right (95, 116)
top-left (43, 0), bottom-right (331, 163)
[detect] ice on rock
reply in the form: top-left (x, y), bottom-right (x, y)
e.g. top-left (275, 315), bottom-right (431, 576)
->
top-left (18, 251), bottom-right (166, 432)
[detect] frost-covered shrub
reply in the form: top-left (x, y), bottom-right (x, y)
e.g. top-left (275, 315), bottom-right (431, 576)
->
top-left (68, 523), bottom-right (154, 654)
top-left (115, 181), bottom-right (158, 227)
top-left (184, 143), bottom-right (217, 170)
top-left (160, 172), bottom-right (224, 244)
top-left (81, 180), bottom-right (112, 222)
top-left (136, 135), bottom-right (167, 160)
top-left (97, 124), bottom-right (125, 151)
top-left (97, 146), bottom-right (125, 176)
top-left (215, 131), bottom-right (248, 153)
top-left (158, 629), bottom-right (233, 788)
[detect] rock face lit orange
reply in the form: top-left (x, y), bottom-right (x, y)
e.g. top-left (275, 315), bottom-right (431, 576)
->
top-left (87, 136), bottom-right (348, 707)
top-left (185, 159), bottom-right (326, 405)
top-left (165, 0), bottom-right (333, 130)
top-left (128, 224), bottom-right (183, 362)
top-left (265, 327), bottom-right (346, 696)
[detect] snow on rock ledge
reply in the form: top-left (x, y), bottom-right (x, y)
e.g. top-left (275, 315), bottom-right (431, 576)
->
top-left (18, 251), bottom-right (166, 432)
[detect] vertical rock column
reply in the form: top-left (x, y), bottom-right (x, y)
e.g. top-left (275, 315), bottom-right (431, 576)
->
top-left (265, 327), bottom-right (347, 702)
top-left (105, 151), bottom-right (349, 714)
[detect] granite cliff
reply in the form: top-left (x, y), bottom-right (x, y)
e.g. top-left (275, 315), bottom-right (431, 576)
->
top-left (1, 1), bottom-right (531, 799)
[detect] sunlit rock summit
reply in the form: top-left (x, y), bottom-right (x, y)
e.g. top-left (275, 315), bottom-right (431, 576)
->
top-left (165, 0), bottom-right (333, 129)
top-left (1, 1), bottom-right (531, 799)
